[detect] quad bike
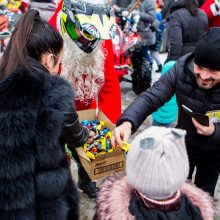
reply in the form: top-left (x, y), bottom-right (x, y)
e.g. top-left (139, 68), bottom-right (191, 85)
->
top-left (112, 0), bottom-right (151, 94)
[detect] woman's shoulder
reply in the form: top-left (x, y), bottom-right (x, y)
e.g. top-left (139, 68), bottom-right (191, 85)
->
top-left (171, 7), bottom-right (190, 16)
top-left (41, 74), bottom-right (75, 109)
top-left (0, 67), bottom-right (45, 102)
top-left (198, 8), bottom-right (209, 19)
top-left (0, 66), bottom-right (75, 110)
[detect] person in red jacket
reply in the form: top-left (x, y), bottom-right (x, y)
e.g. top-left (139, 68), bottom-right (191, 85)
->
top-left (201, 0), bottom-right (220, 28)
top-left (49, 0), bottom-right (121, 198)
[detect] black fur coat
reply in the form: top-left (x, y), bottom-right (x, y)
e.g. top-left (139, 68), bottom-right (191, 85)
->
top-left (0, 58), bottom-right (80, 220)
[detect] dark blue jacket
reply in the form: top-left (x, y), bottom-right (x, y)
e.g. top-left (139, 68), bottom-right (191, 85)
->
top-left (117, 53), bottom-right (220, 159)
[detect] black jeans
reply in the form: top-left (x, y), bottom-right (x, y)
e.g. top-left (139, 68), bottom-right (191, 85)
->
top-left (77, 163), bottom-right (91, 185)
top-left (188, 155), bottom-right (220, 196)
top-left (70, 148), bottom-right (92, 184)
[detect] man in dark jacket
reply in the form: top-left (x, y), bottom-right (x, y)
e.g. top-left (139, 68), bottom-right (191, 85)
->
top-left (111, 27), bottom-right (220, 197)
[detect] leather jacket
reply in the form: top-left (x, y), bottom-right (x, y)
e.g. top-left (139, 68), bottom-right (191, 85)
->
top-left (61, 106), bottom-right (89, 148)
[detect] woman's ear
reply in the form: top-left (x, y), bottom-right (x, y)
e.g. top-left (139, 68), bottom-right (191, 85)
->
top-left (41, 53), bottom-right (55, 71)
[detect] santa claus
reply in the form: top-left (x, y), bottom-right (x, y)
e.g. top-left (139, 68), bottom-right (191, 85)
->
top-left (49, 0), bottom-right (121, 198)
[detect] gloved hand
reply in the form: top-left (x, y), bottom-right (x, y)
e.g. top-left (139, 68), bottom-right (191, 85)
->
top-left (122, 10), bottom-right (129, 17)
top-left (210, 0), bottom-right (220, 16)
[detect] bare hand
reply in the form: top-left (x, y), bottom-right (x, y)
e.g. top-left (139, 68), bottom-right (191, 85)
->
top-left (192, 118), bottom-right (215, 136)
top-left (87, 130), bottom-right (95, 144)
top-left (111, 121), bottom-right (132, 147)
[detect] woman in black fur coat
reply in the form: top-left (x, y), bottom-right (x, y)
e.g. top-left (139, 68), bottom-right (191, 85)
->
top-left (0, 9), bottom-right (91, 220)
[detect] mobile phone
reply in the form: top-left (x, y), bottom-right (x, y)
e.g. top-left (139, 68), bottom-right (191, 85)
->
top-left (181, 105), bottom-right (209, 127)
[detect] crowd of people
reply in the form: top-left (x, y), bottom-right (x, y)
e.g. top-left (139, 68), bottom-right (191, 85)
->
top-left (0, 0), bottom-right (219, 219)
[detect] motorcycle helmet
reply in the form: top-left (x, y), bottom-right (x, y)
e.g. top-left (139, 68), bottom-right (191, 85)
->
top-left (60, 0), bottom-right (117, 53)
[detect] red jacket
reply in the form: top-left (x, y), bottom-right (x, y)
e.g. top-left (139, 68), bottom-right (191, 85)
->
top-left (49, 0), bottom-right (121, 124)
top-left (201, 0), bottom-right (220, 28)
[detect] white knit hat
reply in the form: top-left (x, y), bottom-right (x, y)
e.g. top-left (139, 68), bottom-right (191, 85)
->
top-left (126, 126), bottom-right (189, 200)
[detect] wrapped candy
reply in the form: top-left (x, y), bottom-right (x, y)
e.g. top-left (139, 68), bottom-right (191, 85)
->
top-left (81, 119), bottom-right (114, 160)
top-left (80, 119), bottom-right (131, 160)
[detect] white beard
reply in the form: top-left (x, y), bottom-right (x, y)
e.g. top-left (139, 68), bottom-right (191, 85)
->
top-left (61, 34), bottom-right (106, 105)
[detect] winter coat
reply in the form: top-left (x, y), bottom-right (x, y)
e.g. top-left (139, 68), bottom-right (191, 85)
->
top-left (127, 0), bottom-right (156, 46)
top-left (0, 58), bottom-right (88, 220)
top-left (112, 0), bottom-right (132, 8)
top-left (29, 2), bottom-right (56, 22)
top-left (201, 0), bottom-right (220, 28)
top-left (48, 0), bottom-right (121, 124)
top-left (152, 61), bottom-right (178, 124)
top-left (166, 0), bottom-right (208, 61)
top-left (94, 175), bottom-right (214, 220)
top-left (161, 0), bottom-right (175, 20)
top-left (149, 12), bottom-right (166, 52)
top-left (117, 53), bottom-right (220, 159)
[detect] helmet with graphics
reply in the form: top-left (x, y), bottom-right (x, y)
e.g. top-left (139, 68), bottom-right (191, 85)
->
top-left (60, 0), bottom-right (117, 53)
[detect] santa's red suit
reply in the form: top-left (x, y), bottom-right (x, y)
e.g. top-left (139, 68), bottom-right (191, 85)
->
top-left (201, 0), bottom-right (220, 28)
top-left (49, 0), bottom-right (121, 124)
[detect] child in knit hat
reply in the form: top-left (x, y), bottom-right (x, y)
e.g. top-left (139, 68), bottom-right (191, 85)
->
top-left (94, 127), bottom-right (214, 220)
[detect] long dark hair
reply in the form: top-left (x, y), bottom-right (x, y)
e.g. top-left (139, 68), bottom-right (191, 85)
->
top-left (186, 0), bottom-right (199, 16)
top-left (0, 9), bottom-right (63, 79)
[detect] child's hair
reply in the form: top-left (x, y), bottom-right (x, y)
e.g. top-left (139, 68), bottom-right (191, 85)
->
top-left (0, 9), bottom-right (64, 79)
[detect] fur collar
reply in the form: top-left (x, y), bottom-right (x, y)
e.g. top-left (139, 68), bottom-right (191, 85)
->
top-left (0, 59), bottom-right (74, 149)
top-left (0, 58), bottom-right (74, 110)
top-left (181, 181), bottom-right (214, 220)
top-left (95, 175), bottom-right (214, 220)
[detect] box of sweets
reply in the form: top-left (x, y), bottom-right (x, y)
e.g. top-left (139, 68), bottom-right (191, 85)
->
top-left (75, 109), bottom-right (126, 180)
